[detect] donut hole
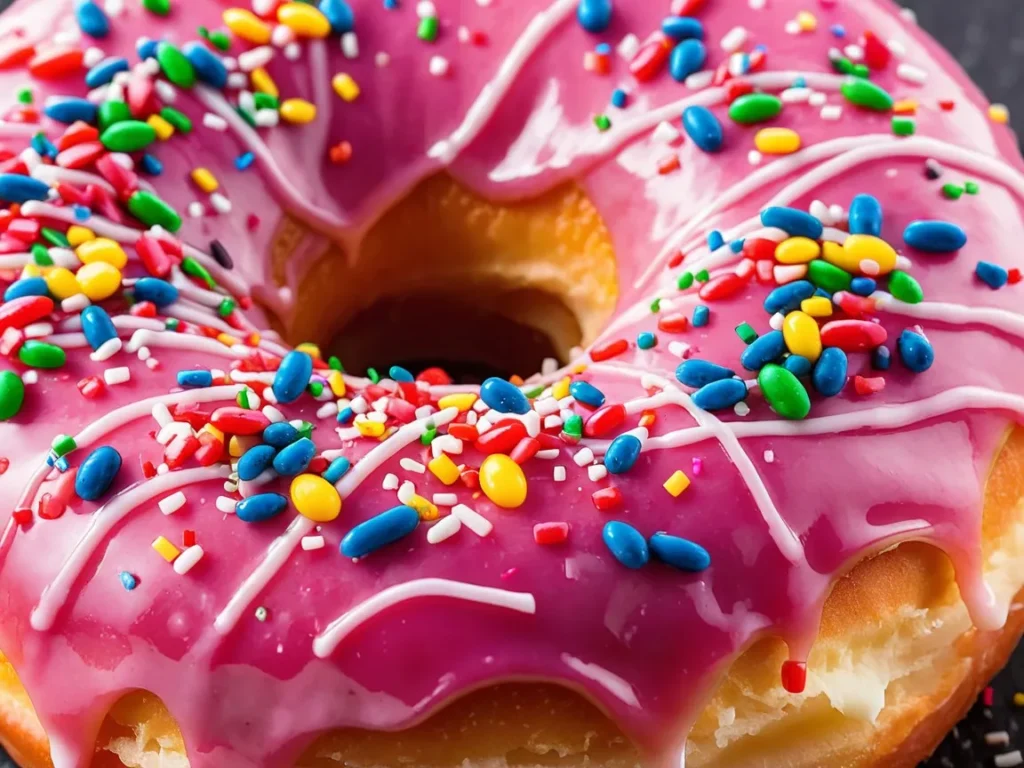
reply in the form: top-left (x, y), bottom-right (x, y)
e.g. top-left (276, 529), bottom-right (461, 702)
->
top-left (280, 173), bottom-right (618, 380)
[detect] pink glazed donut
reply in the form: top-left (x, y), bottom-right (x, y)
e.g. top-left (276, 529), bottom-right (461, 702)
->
top-left (0, 0), bottom-right (1023, 766)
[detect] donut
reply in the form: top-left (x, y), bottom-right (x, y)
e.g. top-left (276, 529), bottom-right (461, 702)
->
top-left (0, 0), bottom-right (1022, 766)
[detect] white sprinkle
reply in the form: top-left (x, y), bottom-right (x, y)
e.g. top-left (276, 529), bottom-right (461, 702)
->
top-left (428, 55), bottom-right (450, 77)
top-left (262, 405), bottom-right (286, 423)
top-left (898, 7), bottom-right (917, 24)
top-left (427, 514), bottom-right (462, 544)
top-left (734, 401), bottom-right (750, 417)
top-left (452, 503), bottom-right (492, 536)
top-left (808, 91), bottom-right (828, 107)
top-left (829, 204), bottom-right (846, 223)
top-left (413, 405), bottom-right (433, 420)
top-left (366, 410), bottom-right (387, 424)
top-left (844, 44), bottom-right (864, 62)
top-left (668, 341), bottom-right (691, 359)
top-left (90, 337), bottom-right (122, 362)
top-left (995, 752), bottom-right (1023, 768)
top-left (227, 71), bottom-right (249, 88)
top-left (553, 465), bottom-right (567, 482)
top-left (301, 535), bottom-right (325, 551)
top-left (810, 200), bottom-right (833, 225)
top-left (371, 397), bottom-right (388, 413)
top-left (888, 38), bottom-right (907, 57)
top-left (316, 402), bottom-right (338, 419)
top-left (154, 79), bottom-right (177, 103)
top-left (556, 396), bottom-right (575, 410)
top-left (271, 24), bottom-right (295, 48)
top-left (83, 46), bottom-right (104, 68)
top-left (748, 0), bottom-right (766, 8)
top-left (472, 397), bottom-right (490, 412)
top-left (251, 0), bottom-right (276, 14)
top-left (747, 150), bottom-right (762, 166)
top-left (187, 201), bottom-right (205, 219)
top-left (61, 294), bottom-right (90, 313)
top-left (986, 732), bottom-right (1011, 747)
top-left (684, 70), bottom-right (714, 90)
top-left (588, 464), bottom-right (608, 482)
top-left (341, 31), bottom-right (358, 58)
top-left (535, 449), bottom-right (559, 460)
top-left (223, 479), bottom-right (236, 492)
top-left (897, 62), bottom-right (927, 85)
top-left (159, 491), bottom-right (187, 516)
top-left (433, 493), bottom-right (458, 506)
top-left (284, 42), bottom-right (302, 61)
top-left (784, 20), bottom-right (801, 35)
top-left (400, 458), bottom-right (426, 474)
top-left (573, 448), bottom-right (595, 467)
top-left (781, 87), bottom-right (811, 104)
top-left (397, 481), bottom-right (416, 505)
top-left (375, 51), bottom-right (390, 68)
top-left (104, 0), bottom-right (124, 15)
top-left (820, 104), bottom-right (843, 121)
top-left (457, 26), bottom-right (471, 43)
top-left (151, 402), bottom-right (173, 427)
top-left (22, 322), bottom-right (50, 339)
top-left (543, 414), bottom-right (563, 429)
top-left (103, 366), bottom-right (130, 385)
top-left (534, 397), bottom-right (560, 417)
top-left (416, 0), bottom-right (436, 18)
top-left (350, 396), bottom-right (368, 414)
top-left (173, 545), bottom-right (204, 575)
top-left (203, 113), bottom-right (228, 131)
top-left (382, 473), bottom-right (399, 491)
top-left (764, 449), bottom-right (775, 463)
top-left (216, 496), bottom-right (237, 514)
top-left (145, 357), bottom-right (159, 370)
top-left (652, 120), bottom-right (681, 144)
top-left (238, 46), bottom-right (274, 72)
top-left (720, 26), bottom-right (748, 53)
top-left (617, 33), bottom-right (640, 60)
top-left (21, 370), bottom-right (37, 385)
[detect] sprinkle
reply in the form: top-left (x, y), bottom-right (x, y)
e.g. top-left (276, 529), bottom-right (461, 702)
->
top-left (152, 535), bottom-right (180, 562)
top-left (190, 167), bottom-right (219, 193)
top-left (989, 104), bottom-right (1010, 124)
top-left (428, 55), bottom-right (450, 77)
top-left (602, 520), bottom-right (649, 569)
top-left (663, 470), bottom-right (691, 497)
top-left (158, 491), bottom-right (187, 515)
top-left (119, 571), bottom-right (137, 590)
top-left (301, 535), bottom-right (325, 551)
top-left (203, 113), bottom-right (228, 131)
top-left (427, 514), bottom-right (462, 544)
top-left (428, 454), bottom-right (460, 485)
top-left (534, 522), bottom-right (569, 545)
top-left (173, 544), bottom-right (204, 575)
top-left (976, 261), bottom-right (1009, 290)
top-left (553, 466), bottom-right (567, 482)
top-left (995, 753), bottom-right (1023, 768)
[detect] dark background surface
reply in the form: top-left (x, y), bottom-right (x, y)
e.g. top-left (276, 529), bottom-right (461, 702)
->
top-left (0, 1), bottom-right (1022, 766)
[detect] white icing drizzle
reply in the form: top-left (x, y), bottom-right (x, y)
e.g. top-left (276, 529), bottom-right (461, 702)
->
top-left (427, 0), bottom-right (577, 163)
top-left (31, 465), bottom-right (231, 631)
top-left (313, 578), bottom-right (537, 658)
top-left (124, 328), bottom-right (252, 358)
top-left (31, 163), bottom-right (156, 196)
top-left (875, 293), bottom-right (1024, 340)
top-left (561, 653), bottom-right (641, 708)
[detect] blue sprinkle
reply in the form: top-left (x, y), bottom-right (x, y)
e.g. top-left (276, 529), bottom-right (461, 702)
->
top-left (903, 220), bottom-right (967, 253)
top-left (264, 422), bottom-right (299, 448)
top-left (610, 88), bottom-right (627, 108)
top-left (676, 359), bottom-right (735, 388)
top-left (74, 445), bottom-right (122, 501)
top-left (784, 355), bottom-right (812, 376)
top-left (235, 151), bottom-right (255, 171)
top-left (273, 350), bottom-right (314, 404)
top-left (976, 261), bottom-right (1009, 289)
top-left (692, 305), bottom-right (710, 327)
top-left (735, 53), bottom-right (751, 75)
top-left (0, 173), bottom-right (51, 204)
top-left (740, 330), bottom-right (786, 371)
top-left (44, 95), bottom-right (98, 124)
top-left (388, 365), bottom-right (413, 382)
top-left (707, 230), bottom-right (725, 251)
top-left (30, 133), bottom-right (56, 159)
top-left (636, 331), bottom-right (656, 350)
top-left (272, 437), bottom-right (315, 476)
top-left (75, 0), bottom-right (110, 38)
top-left (649, 532), bottom-right (710, 571)
top-left (849, 276), bottom-right (877, 296)
top-left (764, 280), bottom-right (815, 314)
top-left (792, 75), bottom-right (806, 87)
top-left (569, 380), bottom-right (605, 408)
top-left (595, 42), bottom-right (612, 55)
top-left (603, 521), bottom-right (649, 569)
top-left (133, 277), bottom-right (178, 307)
top-left (337, 406), bottom-right (354, 424)
top-left (46, 453), bottom-right (56, 468)
top-left (73, 204), bottom-right (91, 221)
top-left (814, 287), bottom-right (832, 300)
top-left (4, 276), bottom-right (49, 301)
top-left (872, 345), bottom-right (891, 370)
top-left (182, 41), bottom-right (228, 88)
top-left (897, 329), bottom-right (934, 373)
top-left (661, 16), bottom-right (704, 41)
top-left (341, 504), bottom-right (420, 558)
top-left (323, 456), bottom-right (351, 484)
top-left (176, 369), bottom-right (214, 388)
top-left (85, 56), bottom-right (129, 88)
top-left (692, 378), bottom-right (747, 411)
top-left (682, 105), bottom-right (724, 153)
top-left (55, 455), bottom-right (70, 472)
top-left (669, 38), bottom-right (706, 83)
top-left (383, 0), bottom-right (397, 8)
top-left (811, 347), bottom-right (848, 396)
top-left (237, 444), bottom-right (277, 481)
top-left (830, 23), bottom-right (846, 38)
top-left (848, 193), bottom-right (883, 237)
top-left (140, 153), bottom-right (163, 175)
top-left (80, 306), bottom-right (118, 351)
top-left (319, 0), bottom-right (355, 33)
top-left (730, 239), bottom-right (744, 254)
top-left (119, 571), bottom-right (137, 591)
top-left (136, 37), bottom-right (159, 60)
top-left (576, 0), bottom-right (612, 33)
top-left (236, 493), bottom-right (288, 523)
top-left (760, 207), bottom-right (823, 240)
top-left (480, 376), bottom-right (530, 414)
top-left (605, 433), bottom-right (642, 474)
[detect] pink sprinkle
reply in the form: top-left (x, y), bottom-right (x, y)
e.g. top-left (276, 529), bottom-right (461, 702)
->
top-left (500, 567), bottom-right (518, 581)
top-left (984, 686), bottom-right (995, 707)
top-left (691, 457), bottom-right (703, 475)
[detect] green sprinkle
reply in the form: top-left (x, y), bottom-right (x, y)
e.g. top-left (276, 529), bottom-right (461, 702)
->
top-left (328, 356), bottom-right (343, 371)
top-left (97, 100), bottom-right (132, 130)
top-left (31, 243), bottom-right (53, 266)
top-left (128, 190), bottom-right (182, 232)
top-left (253, 92), bottom-right (279, 110)
top-left (207, 29), bottom-right (232, 51)
top-left (888, 270), bottom-right (923, 304)
top-left (965, 181), bottom-right (980, 195)
top-left (18, 340), bottom-right (65, 369)
top-left (677, 272), bottom-right (694, 290)
top-left (165, 318), bottom-right (180, 331)
top-left (237, 388), bottom-right (257, 408)
top-left (942, 183), bottom-right (964, 200)
top-left (156, 42), bottom-right (195, 88)
top-left (160, 106), bottom-right (192, 133)
top-left (297, 421), bottom-right (314, 440)
top-left (41, 227), bottom-right (69, 248)
top-left (562, 413), bottom-right (583, 438)
top-left (142, 0), bottom-right (171, 15)
top-left (735, 322), bottom-right (758, 344)
top-left (367, 367), bottom-right (380, 384)
top-left (181, 256), bottom-right (215, 288)
top-left (758, 364), bottom-right (810, 420)
top-left (807, 259), bottom-right (852, 293)
top-left (593, 114), bottom-right (611, 132)
top-left (236, 106), bottom-right (257, 127)
top-left (650, 298), bottom-right (661, 313)
top-left (417, 15), bottom-right (439, 41)
top-left (101, 120), bottom-right (157, 152)
top-left (891, 116), bottom-right (916, 136)
top-left (308, 380), bottom-right (324, 397)
top-left (728, 93), bottom-right (783, 125)
top-left (420, 426), bottom-right (437, 445)
top-left (16, 87), bottom-right (32, 105)
top-left (217, 298), bottom-right (236, 317)
top-left (523, 384), bottom-right (545, 399)
top-left (831, 56), bottom-right (855, 75)
top-left (695, 269), bottom-right (710, 283)
top-left (51, 434), bottom-right (77, 457)
top-left (841, 77), bottom-right (893, 112)
top-left (851, 64), bottom-right (870, 79)
top-left (0, 370), bottom-right (25, 421)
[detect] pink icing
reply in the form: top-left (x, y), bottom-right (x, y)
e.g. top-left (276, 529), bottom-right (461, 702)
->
top-left (0, 0), bottom-right (1021, 766)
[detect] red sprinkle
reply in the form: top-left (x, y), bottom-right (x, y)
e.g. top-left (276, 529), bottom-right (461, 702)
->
top-left (584, 402), bottom-right (626, 438)
top-left (781, 660), bottom-right (807, 694)
top-left (136, 235), bottom-right (173, 278)
top-left (12, 507), bottom-right (32, 525)
top-left (591, 486), bottom-right (623, 511)
top-left (0, 295), bottom-right (54, 335)
top-left (510, 437), bottom-right (541, 465)
top-left (699, 271), bottom-right (750, 301)
top-left (820, 320), bottom-right (887, 352)
top-left (862, 31), bottom-right (891, 70)
top-left (55, 141), bottom-right (105, 170)
top-left (657, 312), bottom-right (689, 334)
top-left (210, 406), bottom-right (271, 435)
top-left (165, 434), bottom-right (200, 469)
top-left (0, 457), bottom-right (8, 475)
top-left (29, 47), bottom-right (84, 79)
top-left (141, 460), bottom-right (157, 479)
top-left (984, 686), bottom-right (995, 707)
top-left (459, 467), bottom-right (480, 489)
top-left (183, 529), bottom-right (197, 548)
top-left (853, 375), bottom-right (886, 395)
top-left (0, 39), bottom-right (34, 70)
top-left (1008, 268), bottom-right (1022, 285)
top-left (938, 99), bottom-right (956, 111)
top-left (833, 291), bottom-right (878, 319)
top-left (475, 420), bottom-right (527, 455)
top-left (195, 433), bottom-right (224, 466)
top-left (629, 34), bottom-right (671, 82)
top-left (37, 492), bottom-right (66, 520)
top-left (448, 423), bottom-right (479, 442)
top-left (77, 375), bottom-right (105, 399)
top-left (668, 251), bottom-right (685, 269)
top-left (726, 80), bottom-right (754, 103)
top-left (671, 0), bottom-right (706, 14)
top-left (590, 338), bottom-right (628, 362)
top-left (533, 522), bottom-right (569, 545)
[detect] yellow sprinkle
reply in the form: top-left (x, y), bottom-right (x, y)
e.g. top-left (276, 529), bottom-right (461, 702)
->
top-left (1014, 692), bottom-right (1024, 707)
top-left (217, 333), bottom-right (239, 347)
top-left (408, 493), bottom-right (439, 521)
top-left (190, 167), bottom-right (219, 193)
top-left (479, 454), bottom-right (527, 509)
top-left (44, 266), bottom-right (83, 300)
top-left (438, 393), bottom-right (477, 412)
top-left (639, 409), bottom-right (657, 428)
top-left (893, 99), bottom-right (918, 115)
top-left (754, 127), bottom-right (801, 155)
top-left (21, 264), bottom-right (42, 278)
top-left (356, 418), bottom-right (386, 438)
top-left (76, 237), bottom-right (127, 269)
top-left (280, 98), bottom-right (317, 124)
top-left (228, 435), bottom-right (246, 458)
top-left (331, 72), bottom-right (360, 102)
top-left (146, 113), bottom-right (174, 141)
top-left (989, 103), bottom-right (1010, 124)
top-left (834, 234), bottom-right (898, 276)
top-left (571, 363), bottom-right (588, 374)
top-left (66, 225), bottom-right (95, 247)
top-left (222, 8), bottom-right (272, 44)
top-left (775, 236), bottom-right (820, 264)
top-left (327, 370), bottom-right (346, 397)
top-left (152, 536), bottom-right (181, 562)
top-left (663, 470), bottom-right (691, 497)
top-left (796, 10), bottom-right (817, 31)
top-left (428, 454), bottom-right (460, 486)
top-left (782, 310), bottom-right (822, 362)
top-left (295, 342), bottom-right (321, 359)
top-left (250, 67), bottom-right (278, 97)
top-left (551, 376), bottom-right (571, 400)
top-left (291, 473), bottom-right (341, 523)
top-left (199, 423), bottom-right (225, 442)
top-left (75, 262), bottom-right (121, 301)
top-left (800, 296), bottom-right (833, 317)
top-left (277, 2), bottom-right (331, 38)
